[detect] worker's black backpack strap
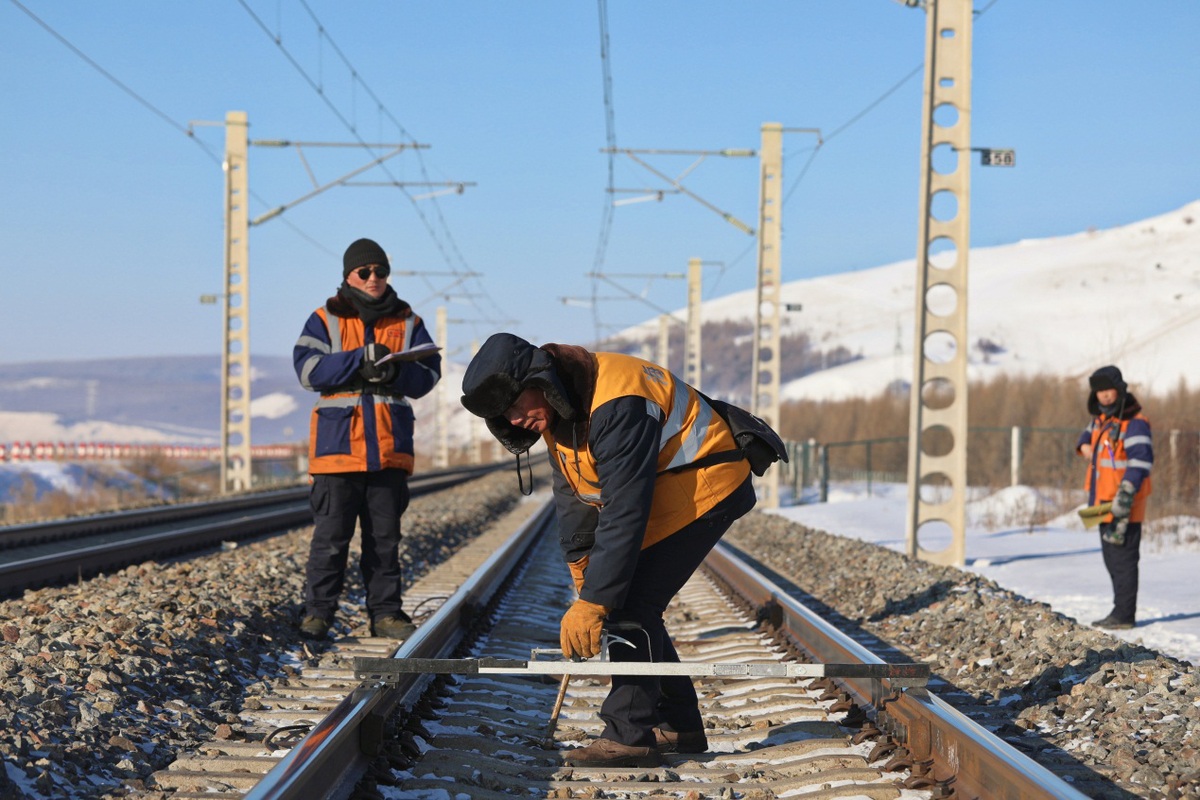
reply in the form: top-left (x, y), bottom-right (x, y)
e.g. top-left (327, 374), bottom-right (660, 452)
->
top-left (703, 393), bottom-right (789, 476)
top-left (666, 392), bottom-right (789, 477)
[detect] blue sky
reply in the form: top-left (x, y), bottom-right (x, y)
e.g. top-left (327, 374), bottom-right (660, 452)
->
top-left (3, 1), bottom-right (1198, 366)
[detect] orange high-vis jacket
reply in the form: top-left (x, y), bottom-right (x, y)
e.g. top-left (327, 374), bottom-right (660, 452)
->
top-left (1081, 412), bottom-right (1153, 523)
top-left (548, 352), bottom-right (751, 549)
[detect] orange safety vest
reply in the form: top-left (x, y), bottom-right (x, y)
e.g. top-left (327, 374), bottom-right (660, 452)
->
top-left (1084, 412), bottom-right (1152, 523)
top-left (548, 352), bottom-right (751, 549)
top-left (307, 308), bottom-right (417, 474)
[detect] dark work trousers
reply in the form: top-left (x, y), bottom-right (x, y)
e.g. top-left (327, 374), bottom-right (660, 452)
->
top-left (599, 475), bottom-right (757, 747)
top-left (305, 470), bottom-right (410, 623)
top-left (1099, 521), bottom-right (1141, 623)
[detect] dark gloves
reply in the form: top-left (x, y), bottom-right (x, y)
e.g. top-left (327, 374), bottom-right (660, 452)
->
top-left (1101, 520), bottom-right (1128, 546)
top-left (359, 343), bottom-right (398, 384)
top-left (1110, 480), bottom-right (1136, 520)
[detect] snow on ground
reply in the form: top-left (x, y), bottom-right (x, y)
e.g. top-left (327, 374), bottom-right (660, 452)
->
top-left (0, 411), bottom-right (186, 445)
top-left (249, 392), bottom-right (299, 420)
top-left (0, 461), bottom-right (173, 504)
top-left (769, 482), bottom-right (1200, 666)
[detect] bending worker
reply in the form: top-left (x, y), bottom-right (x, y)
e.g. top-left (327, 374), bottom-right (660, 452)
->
top-left (1076, 365), bottom-right (1153, 630)
top-left (460, 332), bottom-right (756, 768)
top-left (293, 237), bottom-right (441, 641)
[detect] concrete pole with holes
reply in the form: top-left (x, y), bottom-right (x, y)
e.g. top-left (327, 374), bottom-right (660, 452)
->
top-left (434, 306), bottom-right (449, 469)
top-left (657, 315), bottom-right (670, 371)
top-left (751, 123), bottom-right (784, 508)
top-left (904, 0), bottom-right (973, 567)
top-left (221, 111), bottom-right (252, 493)
top-left (685, 257), bottom-right (703, 392)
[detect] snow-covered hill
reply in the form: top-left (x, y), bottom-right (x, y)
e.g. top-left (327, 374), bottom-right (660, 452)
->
top-left (631, 199), bottom-right (1200, 401)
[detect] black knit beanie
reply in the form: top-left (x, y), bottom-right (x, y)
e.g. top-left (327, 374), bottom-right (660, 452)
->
top-left (343, 238), bottom-right (390, 277)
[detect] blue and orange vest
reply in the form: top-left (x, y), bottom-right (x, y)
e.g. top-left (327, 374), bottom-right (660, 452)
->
top-left (306, 308), bottom-right (418, 474)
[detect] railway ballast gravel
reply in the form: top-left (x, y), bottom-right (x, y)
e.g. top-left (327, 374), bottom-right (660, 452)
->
top-left (1, 483), bottom-right (1197, 799)
top-left (0, 473), bottom-right (520, 799)
top-left (729, 515), bottom-right (1200, 799)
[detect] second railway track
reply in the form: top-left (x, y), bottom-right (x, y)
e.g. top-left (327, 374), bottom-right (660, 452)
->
top-left (0, 463), bottom-right (503, 598)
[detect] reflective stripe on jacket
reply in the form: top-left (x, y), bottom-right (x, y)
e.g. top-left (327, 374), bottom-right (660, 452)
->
top-left (549, 351), bottom-right (751, 549)
top-left (299, 307), bottom-right (419, 474)
top-left (1083, 412), bottom-right (1153, 523)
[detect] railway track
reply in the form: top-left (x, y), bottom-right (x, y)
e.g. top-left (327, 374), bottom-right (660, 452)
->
top-left (0, 463), bottom-right (503, 598)
top-left (129, 491), bottom-right (1088, 800)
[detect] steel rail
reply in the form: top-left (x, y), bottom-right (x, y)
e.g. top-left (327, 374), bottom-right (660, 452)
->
top-left (0, 507), bottom-right (313, 590)
top-left (0, 463), bottom-right (503, 550)
top-left (0, 486), bottom-right (309, 549)
top-left (0, 463), bottom-right (505, 596)
top-left (706, 541), bottom-right (1091, 800)
top-left (242, 499), bottom-right (556, 800)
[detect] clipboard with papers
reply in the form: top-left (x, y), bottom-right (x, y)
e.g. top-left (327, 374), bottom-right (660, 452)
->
top-left (375, 342), bottom-right (441, 365)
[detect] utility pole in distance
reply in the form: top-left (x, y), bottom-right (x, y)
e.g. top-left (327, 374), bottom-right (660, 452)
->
top-left (682, 257), bottom-right (724, 393)
top-left (656, 315), bottom-right (671, 370)
top-left (221, 111), bottom-right (251, 493)
top-left (427, 304), bottom-right (482, 469)
top-left (751, 123), bottom-right (784, 509)
top-left (685, 258), bottom-right (703, 391)
top-left (435, 306), bottom-right (449, 469)
top-left (750, 124), bottom-right (819, 508)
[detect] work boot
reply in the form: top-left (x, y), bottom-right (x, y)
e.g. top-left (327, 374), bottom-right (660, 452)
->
top-left (299, 616), bottom-right (331, 639)
top-left (653, 727), bottom-right (708, 754)
top-left (1091, 614), bottom-right (1135, 630)
top-left (372, 615), bottom-right (417, 640)
top-left (562, 737), bottom-right (662, 768)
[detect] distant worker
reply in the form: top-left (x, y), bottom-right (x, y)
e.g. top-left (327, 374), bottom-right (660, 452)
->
top-left (461, 332), bottom-right (774, 768)
top-left (1075, 365), bottom-right (1152, 630)
top-left (293, 237), bottom-right (441, 640)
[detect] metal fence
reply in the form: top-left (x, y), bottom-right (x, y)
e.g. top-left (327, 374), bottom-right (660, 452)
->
top-left (788, 427), bottom-right (1199, 518)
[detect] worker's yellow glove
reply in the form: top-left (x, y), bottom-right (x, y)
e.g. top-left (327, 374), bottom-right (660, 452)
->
top-left (559, 598), bottom-right (609, 660)
top-left (567, 555), bottom-right (589, 594)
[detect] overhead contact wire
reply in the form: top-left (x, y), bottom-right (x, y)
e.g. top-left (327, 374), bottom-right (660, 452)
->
top-left (591, 0), bottom-right (619, 342)
top-left (294, 0), bottom-right (509, 332)
top-left (9, 0), bottom-right (332, 250)
top-left (239, 0), bottom-right (505, 335)
top-left (8, 0), bottom-right (220, 165)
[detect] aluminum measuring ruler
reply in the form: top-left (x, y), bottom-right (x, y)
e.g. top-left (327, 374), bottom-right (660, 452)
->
top-left (355, 653), bottom-right (930, 688)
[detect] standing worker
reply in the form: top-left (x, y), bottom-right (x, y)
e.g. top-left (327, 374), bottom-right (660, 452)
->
top-left (293, 237), bottom-right (441, 640)
top-left (460, 332), bottom-right (763, 768)
top-left (1076, 365), bottom-right (1153, 630)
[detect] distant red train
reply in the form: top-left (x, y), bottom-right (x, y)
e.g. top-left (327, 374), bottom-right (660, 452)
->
top-left (0, 441), bottom-right (301, 462)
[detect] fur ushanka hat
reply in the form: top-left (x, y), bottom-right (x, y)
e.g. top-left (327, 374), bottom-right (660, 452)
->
top-left (460, 332), bottom-right (576, 454)
top-left (1086, 365), bottom-right (1133, 417)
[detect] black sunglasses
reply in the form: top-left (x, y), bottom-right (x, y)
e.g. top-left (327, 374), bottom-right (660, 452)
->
top-left (354, 265), bottom-right (390, 280)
